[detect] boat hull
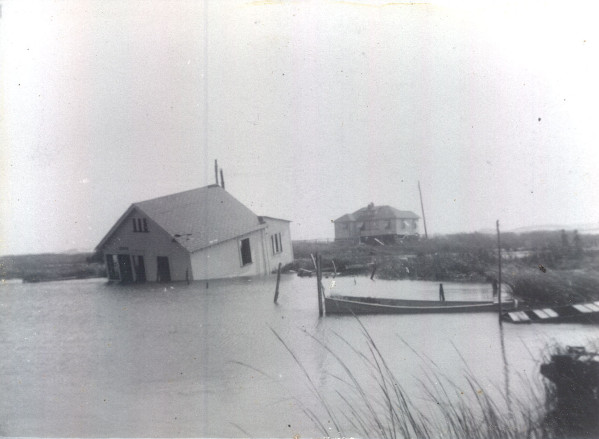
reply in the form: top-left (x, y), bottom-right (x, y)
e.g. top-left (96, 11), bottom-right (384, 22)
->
top-left (502, 301), bottom-right (599, 324)
top-left (324, 295), bottom-right (516, 315)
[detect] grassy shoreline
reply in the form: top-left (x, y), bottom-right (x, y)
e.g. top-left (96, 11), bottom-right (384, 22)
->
top-left (0, 252), bottom-right (105, 283)
top-left (290, 231), bottom-right (599, 306)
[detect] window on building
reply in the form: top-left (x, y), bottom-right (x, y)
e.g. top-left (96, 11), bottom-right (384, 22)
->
top-left (132, 217), bottom-right (149, 233)
top-left (240, 238), bottom-right (252, 266)
top-left (271, 232), bottom-right (283, 254)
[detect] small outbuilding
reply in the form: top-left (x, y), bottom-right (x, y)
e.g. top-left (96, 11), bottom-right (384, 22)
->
top-left (95, 185), bottom-right (293, 282)
top-left (334, 202), bottom-right (420, 244)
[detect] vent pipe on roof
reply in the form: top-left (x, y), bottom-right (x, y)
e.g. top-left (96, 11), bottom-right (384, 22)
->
top-left (220, 168), bottom-right (225, 190)
top-left (214, 159), bottom-right (219, 186)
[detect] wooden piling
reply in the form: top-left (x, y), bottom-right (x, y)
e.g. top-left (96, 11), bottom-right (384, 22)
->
top-left (370, 263), bottom-right (377, 280)
top-left (418, 181), bottom-right (429, 239)
top-left (497, 220), bottom-right (503, 322)
top-left (319, 254), bottom-right (326, 315)
top-left (274, 262), bottom-right (282, 303)
top-left (316, 253), bottom-right (323, 316)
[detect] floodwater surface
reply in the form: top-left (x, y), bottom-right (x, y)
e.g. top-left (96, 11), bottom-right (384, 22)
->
top-left (1, 276), bottom-right (598, 437)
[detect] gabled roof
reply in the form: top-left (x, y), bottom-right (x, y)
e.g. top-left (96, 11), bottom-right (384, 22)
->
top-left (97, 185), bottom-right (265, 253)
top-left (258, 215), bottom-right (292, 223)
top-left (335, 204), bottom-right (419, 222)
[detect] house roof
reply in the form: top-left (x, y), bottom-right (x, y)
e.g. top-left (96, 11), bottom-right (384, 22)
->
top-left (335, 204), bottom-right (419, 222)
top-left (97, 185), bottom-right (266, 253)
top-left (258, 215), bottom-right (292, 223)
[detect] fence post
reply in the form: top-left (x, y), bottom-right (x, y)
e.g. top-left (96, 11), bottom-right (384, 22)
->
top-left (274, 262), bottom-right (282, 303)
top-left (319, 254), bottom-right (326, 315)
top-left (316, 253), bottom-right (323, 316)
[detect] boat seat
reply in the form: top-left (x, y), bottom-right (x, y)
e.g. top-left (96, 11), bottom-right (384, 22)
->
top-left (510, 311), bottom-right (530, 322)
top-left (573, 304), bottom-right (594, 313)
top-left (532, 309), bottom-right (551, 319)
top-left (542, 308), bottom-right (559, 318)
top-left (507, 312), bottom-right (521, 322)
top-left (583, 302), bottom-right (599, 312)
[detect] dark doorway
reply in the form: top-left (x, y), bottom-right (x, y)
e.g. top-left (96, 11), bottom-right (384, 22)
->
top-left (134, 256), bottom-right (146, 283)
top-left (156, 256), bottom-right (171, 282)
top-left (240, 238), bottom-right (252, 266)
top-left (106, 254), bottom-right (119, 280)
top-left (117, 255), bottom-right (134, 283)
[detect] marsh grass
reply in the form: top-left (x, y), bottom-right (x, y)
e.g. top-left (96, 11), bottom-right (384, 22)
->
top-left (263, 321), bottom-right (556, 439)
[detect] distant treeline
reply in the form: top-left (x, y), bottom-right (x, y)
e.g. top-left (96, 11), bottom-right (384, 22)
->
top-left (0, 252), bottom-right (105, 283)
top-left (293, 229), bottom-right (597, 262)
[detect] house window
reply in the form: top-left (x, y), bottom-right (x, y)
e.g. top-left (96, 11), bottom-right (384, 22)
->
top-left (240, 238), bottom-right (252, 266)
top-left (271, 232), bottom-right (283, 254)
top-left (132, 217), bottom-right (149, 233)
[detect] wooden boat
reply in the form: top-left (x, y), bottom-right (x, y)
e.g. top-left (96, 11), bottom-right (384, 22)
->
top-left (502, 301), bottom-right (599, 324)
top-left (324, 294), bottom-right (517, 315)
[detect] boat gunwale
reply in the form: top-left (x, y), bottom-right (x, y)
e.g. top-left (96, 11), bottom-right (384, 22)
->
top-left (325, 295), bottom-right (515, 314)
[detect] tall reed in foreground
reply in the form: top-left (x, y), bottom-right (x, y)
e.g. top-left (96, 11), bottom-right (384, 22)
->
top-left (270, 321), bottom-right (555, 439)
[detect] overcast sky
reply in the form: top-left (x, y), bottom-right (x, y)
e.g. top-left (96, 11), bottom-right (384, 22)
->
top-left (1, 0), bottom-right (599, 255)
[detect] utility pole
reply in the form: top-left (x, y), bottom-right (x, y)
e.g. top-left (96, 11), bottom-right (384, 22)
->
top-left (497, 220), bottom-right (503, 323)
top-left (418, 181), bottom-right (429, 239)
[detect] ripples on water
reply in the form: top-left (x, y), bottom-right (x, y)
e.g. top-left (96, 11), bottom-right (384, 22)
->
top-left (1, 276), bottom-right (598, 437)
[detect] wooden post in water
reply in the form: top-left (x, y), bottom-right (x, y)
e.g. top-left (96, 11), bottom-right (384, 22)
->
top-left (497, 220), bottom-right (503, 322)
top-left (316, 253), bottom-right (323, 316)
top-left (318, 254), bottom-right (326, 315)
top-left (418, 181), bottom-right (429, 239)
top-left (274, 262), bottom-right (282, 303)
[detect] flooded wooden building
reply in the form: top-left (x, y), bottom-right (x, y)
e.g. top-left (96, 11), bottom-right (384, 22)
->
top-left (96, 185), bottom-right (293, 282)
